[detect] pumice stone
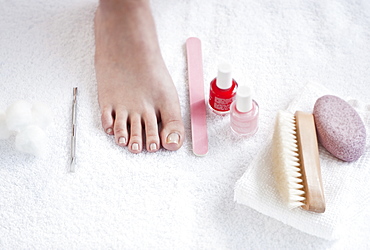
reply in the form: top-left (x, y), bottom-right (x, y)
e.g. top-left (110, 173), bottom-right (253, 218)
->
top-left (313, 95), bottom-right (366, 162)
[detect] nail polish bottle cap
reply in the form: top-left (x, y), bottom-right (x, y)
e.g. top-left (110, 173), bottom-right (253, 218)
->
top-left (236, 85), bottom-right (252, 112)
top-left (216, 63), bottom-right (232, 89)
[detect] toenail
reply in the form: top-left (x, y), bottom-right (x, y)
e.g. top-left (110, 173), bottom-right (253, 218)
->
top-left (132, 143), bottom-right (139, 151)
top-left (166, 132), bottom-right (180, 144)
top-left (106, 128), bottom-right (113, 134)
top-left (149, 143), bottom-right (157, 151)
top-left (118, 137), bottom-right (126, 144)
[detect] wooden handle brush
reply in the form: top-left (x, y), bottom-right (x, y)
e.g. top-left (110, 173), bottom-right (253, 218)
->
top-left (272, 110), bottom-right (325, 213)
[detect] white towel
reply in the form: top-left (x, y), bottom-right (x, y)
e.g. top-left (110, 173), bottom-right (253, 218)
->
top-left (1, 0), bottom-right (370, 248)
top-left (235, 83), bottom-right (370, 240)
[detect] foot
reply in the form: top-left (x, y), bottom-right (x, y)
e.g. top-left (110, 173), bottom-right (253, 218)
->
top-left (94, 0), bottom-right (184, 153)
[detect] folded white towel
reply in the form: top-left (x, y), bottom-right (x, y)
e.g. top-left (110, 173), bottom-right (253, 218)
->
top-left (234, 83), bottom-right (370, 240)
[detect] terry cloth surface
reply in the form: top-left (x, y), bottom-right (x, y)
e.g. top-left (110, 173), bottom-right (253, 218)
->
top-left (235, 83), bottom-right (370, 240)
top-left (0, 0), bottom-right (370, 249)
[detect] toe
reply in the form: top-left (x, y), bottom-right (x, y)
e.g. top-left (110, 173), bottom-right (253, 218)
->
top-left (160, 107), bottom-right (184, 151)
top-left (128, 114), bottom-right (143, 153)
top-left (101, 106), bottom-right (115, 135)
top-left (143, 112), bottom-right (160, 152)
top-left (113, 109), bottom-right (129, 146)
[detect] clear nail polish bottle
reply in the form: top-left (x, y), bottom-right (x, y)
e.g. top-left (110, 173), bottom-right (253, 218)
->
top-left (230, 85), bottom-right (259, 137)
top-left (208, 63), bottom-right (238, 115)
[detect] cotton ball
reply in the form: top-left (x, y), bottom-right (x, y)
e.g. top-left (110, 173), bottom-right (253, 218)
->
top-left (32, 102), bottom-right (52, 129)
top-left (15, 125), bottom-right (48, 157)
top-left (0, 111), bottom-right (12, 139)
top-left (6, 100), bottom-right (33, 132)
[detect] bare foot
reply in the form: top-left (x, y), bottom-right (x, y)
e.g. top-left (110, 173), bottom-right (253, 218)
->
top-left (94, 0), bottom-right (184, 153)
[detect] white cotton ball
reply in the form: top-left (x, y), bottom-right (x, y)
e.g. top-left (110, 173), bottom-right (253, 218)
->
top-left (6, 100), bottom-right (33, 132)
top-left (0, 111), bottom-right (12, 139)
top-left (15, 125), bottom-right (48, 158)
top-left (32, 102), bottom-right (52, 129)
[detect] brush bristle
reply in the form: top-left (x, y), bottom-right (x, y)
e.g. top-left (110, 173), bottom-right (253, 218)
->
top-left (272, 110), bottom-right (305, 208)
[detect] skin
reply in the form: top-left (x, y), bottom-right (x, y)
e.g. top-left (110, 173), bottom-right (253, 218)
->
top-left (94, 0), bottom-right (184, 153)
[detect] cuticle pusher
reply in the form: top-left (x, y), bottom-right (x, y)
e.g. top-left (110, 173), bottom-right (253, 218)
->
top-left (70, 87), bottom-right (78, 172)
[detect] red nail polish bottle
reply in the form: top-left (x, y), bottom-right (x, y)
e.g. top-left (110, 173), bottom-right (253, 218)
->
top-left (208, 63), bottom-right (238, 115)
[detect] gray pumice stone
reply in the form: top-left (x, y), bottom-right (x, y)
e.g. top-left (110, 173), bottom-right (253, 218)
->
top-left (313, 95), bottom-right (366, 162)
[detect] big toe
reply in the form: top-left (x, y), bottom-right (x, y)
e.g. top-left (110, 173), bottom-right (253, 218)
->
top-left (160, 109), bottom-right (184, 151)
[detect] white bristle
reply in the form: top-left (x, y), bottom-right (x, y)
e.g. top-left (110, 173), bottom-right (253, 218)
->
top-left (272, 110), bottom-right (305, 209)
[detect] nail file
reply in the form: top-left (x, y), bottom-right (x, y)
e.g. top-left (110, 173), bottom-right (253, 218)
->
top-left (186, 37), bottom-right (208, 156)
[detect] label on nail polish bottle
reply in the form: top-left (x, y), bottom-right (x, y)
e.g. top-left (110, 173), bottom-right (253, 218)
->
top-left (213, 96), bottom-right (235, 111)
top-left (209, 78), bottom-right (238, 114)
top-left (230, 97), bottom-right (259, 137)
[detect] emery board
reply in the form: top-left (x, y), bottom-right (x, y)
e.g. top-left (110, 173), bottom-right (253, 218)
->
top-left (186, 37), bottom-right (209, 156)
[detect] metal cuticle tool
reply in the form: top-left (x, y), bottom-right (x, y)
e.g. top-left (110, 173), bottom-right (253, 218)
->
top-left (70, 87), bottom-right (78, 172)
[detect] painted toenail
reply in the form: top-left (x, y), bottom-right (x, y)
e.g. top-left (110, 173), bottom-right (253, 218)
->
top-left (106, 128), bottom-right (113, 134)
top-left (132, 143), bottom-right (139, 151)
top-left (150, 143), bottom-right (157, 151)
top-left (166, 132), bottom-right (180, 144)
top-left (118, 137), bottom-right (126, 144)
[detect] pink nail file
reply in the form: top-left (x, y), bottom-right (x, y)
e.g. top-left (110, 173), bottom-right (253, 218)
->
top-left (186, 37), bottom-right (209, 156)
